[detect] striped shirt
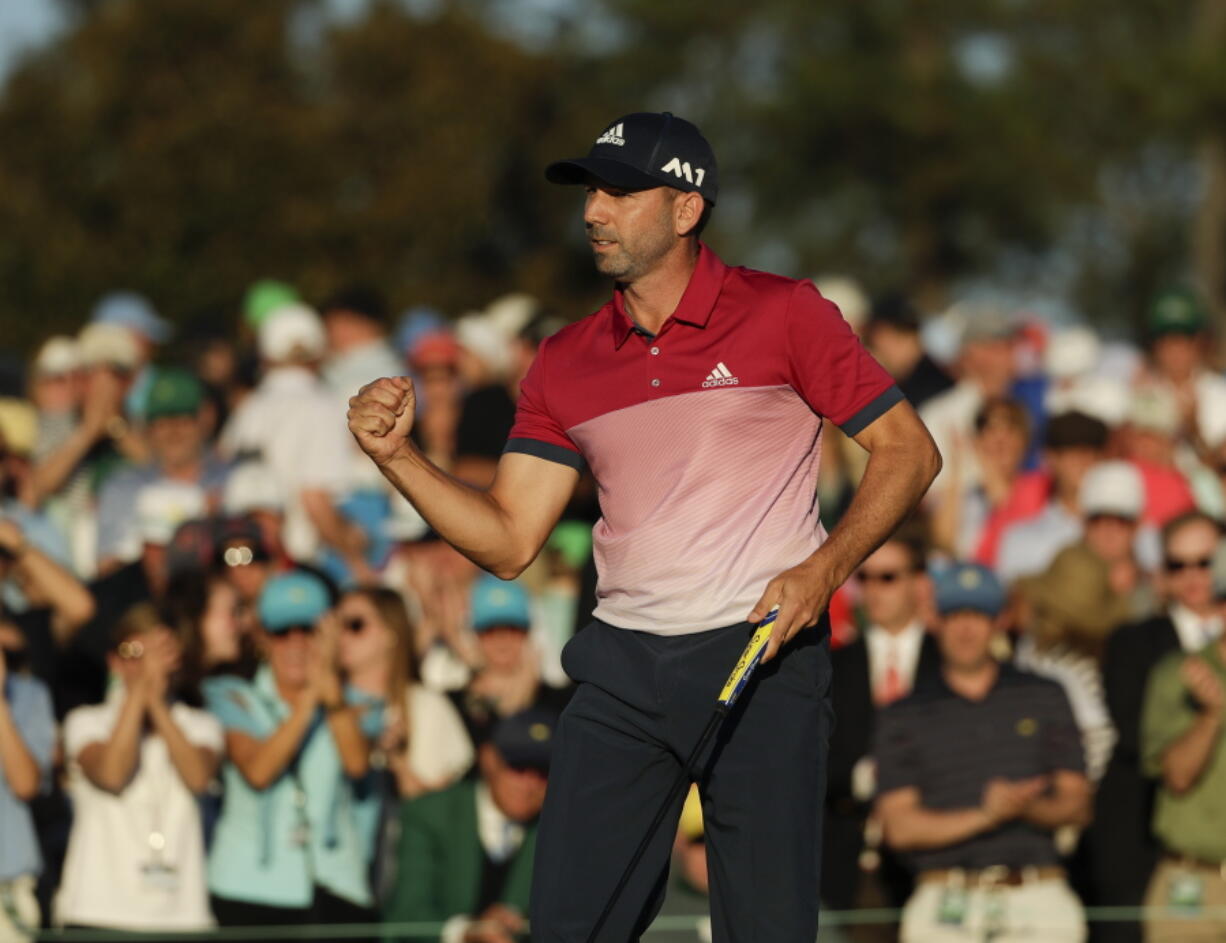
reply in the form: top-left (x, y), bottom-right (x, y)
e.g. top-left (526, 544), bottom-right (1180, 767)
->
top-left (874, 664), bottom-right (1084, 872)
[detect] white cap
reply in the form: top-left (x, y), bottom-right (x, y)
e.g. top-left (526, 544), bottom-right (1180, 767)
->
top-left (1045, 375), bottom-right (1130, 427)
top-left (484, 293), bottom-right (537, 338)
top-left (77, 322), bottom-right (141, 370)
top-left (1128, 386), bottom-right (1180, 436)
top-left (258, 303), bottom-right (326, 363)
top-left (33, 336), bottom-right (82, 377)
top-left (812, 275), bottom-right (869, 333)
top-left (223, 462), bottom-right (285, 515)
top-left (135, 480), bottom-right (207, 546)
top-left (1079, 460), bottom-right (1144, 519)
top-left (1044, 327), bottom-right (1100, 380)
top-left (456, 313), bottom-right (512, 377)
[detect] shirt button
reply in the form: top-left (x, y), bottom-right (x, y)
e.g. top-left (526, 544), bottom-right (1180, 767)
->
top-left (650, 378), bottom-right (661, 387)
top-left (650, 346), bottom-right (660, 355)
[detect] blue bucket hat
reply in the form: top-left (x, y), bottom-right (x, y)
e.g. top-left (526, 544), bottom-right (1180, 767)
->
top-left (258, 570), bottom-right (330, 632)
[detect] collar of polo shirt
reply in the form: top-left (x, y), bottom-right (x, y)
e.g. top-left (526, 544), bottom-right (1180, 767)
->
top-left (610, 244), bottom-right (726, 349)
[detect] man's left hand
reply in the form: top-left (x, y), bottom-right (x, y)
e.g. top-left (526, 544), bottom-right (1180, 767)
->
top-left (748, 556), bottom-right (838, 664)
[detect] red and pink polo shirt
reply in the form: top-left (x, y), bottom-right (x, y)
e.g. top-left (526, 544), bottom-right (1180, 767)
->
top-left (507, 245), bottom-right (901, 635)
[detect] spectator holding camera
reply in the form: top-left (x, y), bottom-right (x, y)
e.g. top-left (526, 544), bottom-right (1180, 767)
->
top-left (54, 603), bottom-right (222, 932)
top-left (204, 570), bottom-right (375, 934)
top-left (0, 622), bottom-right (56, 942)
top-left (875, 563), bottom-right (1090, 942)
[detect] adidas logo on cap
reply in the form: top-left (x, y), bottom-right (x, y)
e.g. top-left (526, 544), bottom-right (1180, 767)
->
top-left (701, 362), bottom-right (739, 388)
top-left (595, 122), bottom-right (626, 147)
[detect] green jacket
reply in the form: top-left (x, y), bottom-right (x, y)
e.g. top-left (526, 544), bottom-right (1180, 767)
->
top-left (384, 779), bottom-right (537, 925)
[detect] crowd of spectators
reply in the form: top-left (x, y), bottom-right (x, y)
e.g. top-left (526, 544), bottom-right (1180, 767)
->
top-left (1, 276), bottom-right (1225, 942)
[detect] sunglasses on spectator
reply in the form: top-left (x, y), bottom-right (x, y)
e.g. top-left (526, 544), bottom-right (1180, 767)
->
top-left (342, 616), bottom-right (368, 634)
top-left (1164, 556), bottom-right (1213, 573)
top-left (855, 569), bottom-right (908, 585)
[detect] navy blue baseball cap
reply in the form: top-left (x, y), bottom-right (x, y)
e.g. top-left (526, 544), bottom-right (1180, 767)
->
top-left (546, 112), bottom-right (719, 205)
top-left (934, 563), bottom-right (1005, 618)
top-left (491, 708), bottom-right (556, 772)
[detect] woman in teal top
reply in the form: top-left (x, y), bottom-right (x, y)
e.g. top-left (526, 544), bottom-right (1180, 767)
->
top-left (204, 570), bottom-right (376, 935)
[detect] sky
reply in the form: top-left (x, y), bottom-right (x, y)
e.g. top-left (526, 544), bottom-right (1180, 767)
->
top-left (0, 0), bottom-right (65, 85)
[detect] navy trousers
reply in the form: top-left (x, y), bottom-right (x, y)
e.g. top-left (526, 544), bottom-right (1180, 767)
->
top-left (530, 617), bottom-right (834, 942)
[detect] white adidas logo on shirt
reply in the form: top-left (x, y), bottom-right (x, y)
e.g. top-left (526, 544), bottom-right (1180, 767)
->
top-left (701, 362), bottom-right (740, 388)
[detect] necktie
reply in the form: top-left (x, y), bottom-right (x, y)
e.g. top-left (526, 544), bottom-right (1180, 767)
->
top-left (877, 654), bottom-right (904, 706)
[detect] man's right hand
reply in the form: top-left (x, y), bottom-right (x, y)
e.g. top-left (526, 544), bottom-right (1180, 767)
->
top-left (1182, 657), bottom-right (1225, 718)
top-left (463, 904), bottom-right (526, 943)
top-left (347, 376), bottom-right (416, 467)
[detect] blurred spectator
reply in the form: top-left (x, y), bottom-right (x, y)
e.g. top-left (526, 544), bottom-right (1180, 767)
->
top-left (408, 331), bottom-right (465, 472)
top-left (996, 411), bottom-right (1109, 583)
top-left (95, 368), bottom-right (227, 571)
top-left (162, 568), bottom-right (252, 689)
top-left (452, 575), bottom-right (571, 748)
top-left (242, 279), bottom-right (302, 331)
top-left (26, 337), bottom-right (85, 545)
top-left (933, 397), bottom-right (1044, 564)
top-left (212, 514), bottom-right (282, 631)
top-left (0, 625), bottom-right (56, 942)
top-left (220, 305), bottom-right (367, 577)
top-left (203, 571), bottom-right (374, 932)
top-left (1139, 607), bottom-right (1226, 941)
top-left (920, 306), bottom-right (1018, 495)
top-left (1015, 544), bottom-right (1131, 782)
top-left (875, 563), bottom-right (1090, 942)
top-left (1089, 511), bottom-right (1223, 939)
top-left (320, 285), bottom-right (403, 406)
top-left (56, 605), bottom-right (222, 932)
top-left (30, 323), bottom-right (150, 573)
top-left (1138, 288), bottom-right (1226, 453)
top-left (1076, 461), bottom-right (1157, 617)
top-left (89, 291), bottom-right (172, 425)
top-left (338, 587), bottom-right (472, 800)
top-left (1119, 387), bottom-right (1197, 526)
top-left (864, 294), bottom-right (953, 408)
top-left (453, 296), bottom-right (541, 487)
top-left (824, 534), bottom-right (940, 939)
top-left (0, 517), bottom-right (94, 701)
top-left (384, 708), bottom-right (553, 940)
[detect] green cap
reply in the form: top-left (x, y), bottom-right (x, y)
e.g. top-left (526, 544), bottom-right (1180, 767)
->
top-left (243, 279), bottom-right (300, 328)
top-left (145, 367), bottom-right (204, 420)
top-left (546, 521), bottom-right (592, 570)
top-left (1147, 288), bottom-right (1208, 338)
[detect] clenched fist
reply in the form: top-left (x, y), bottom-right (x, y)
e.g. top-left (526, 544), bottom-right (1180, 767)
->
top-left (348, 376), bottom-right (416, 466)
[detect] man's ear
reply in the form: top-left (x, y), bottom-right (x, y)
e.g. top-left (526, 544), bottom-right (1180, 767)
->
top-left (675, 191), bottom-right (705, 238)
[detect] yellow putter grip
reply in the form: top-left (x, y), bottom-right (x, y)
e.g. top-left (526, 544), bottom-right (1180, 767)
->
top-left (717, 608), bottom-right (779, 708)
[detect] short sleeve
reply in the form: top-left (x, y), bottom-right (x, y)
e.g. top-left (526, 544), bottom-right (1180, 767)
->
top-left (1141, 654), bottom-right (1194, 778)
top-left (63, 705), bottom-right (114, 760)
top-left (873, 706), bottom-right (923, 796)
top-left (202, 676), bottom-right (270, 738)
top-left (504, 337), bottom-right (586, 471)
top-left (1039, 683), bottom-right (1087, 774)
top-left (786, 280), bottom-right (902, 435)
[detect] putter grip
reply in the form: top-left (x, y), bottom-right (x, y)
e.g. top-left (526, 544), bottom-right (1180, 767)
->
top-left (716, 607), bottom-right (779, 709)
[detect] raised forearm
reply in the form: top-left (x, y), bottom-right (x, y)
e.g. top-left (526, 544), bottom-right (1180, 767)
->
top-left (148, 700), bottom-right (216, 795)
top-left (325, 708), bottom-right (370, 780)
top-left (17, 547), bottom-right (95, 641)
top-left (1162, 712), bottom-right (1222, 795)
top-left (378, 446), bottom-right (533, 579)
top-left (0, 699), bottom-right (41, 800)
top-left (230, 698), bottom-right (317, 790)
top-left (29, 425), bottom-right (101, 503)
top-left (81, 689), bottom-right (146, 794)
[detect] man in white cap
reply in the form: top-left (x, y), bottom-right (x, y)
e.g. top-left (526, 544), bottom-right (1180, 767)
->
top-left (220, 305), bottom-right (365, 576)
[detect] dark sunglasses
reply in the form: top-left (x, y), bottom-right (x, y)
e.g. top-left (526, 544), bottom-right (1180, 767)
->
top-left (1164, 556), bottom-right (1213, 573)
top-left (342, 616), bottom-right (368, 634)
top-left (855, 569), bottom-right (907, 585)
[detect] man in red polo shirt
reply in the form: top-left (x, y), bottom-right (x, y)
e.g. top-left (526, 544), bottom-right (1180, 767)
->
top-left (348, 112), bottom-right (941, 941)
